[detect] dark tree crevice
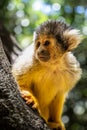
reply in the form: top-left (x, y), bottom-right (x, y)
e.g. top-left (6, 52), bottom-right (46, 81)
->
top-left (0, 23), bottom-right (22, 64)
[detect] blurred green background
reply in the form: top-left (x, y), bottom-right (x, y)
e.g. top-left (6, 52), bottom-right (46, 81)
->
top-left (0, 0), bottom-right (87, 130)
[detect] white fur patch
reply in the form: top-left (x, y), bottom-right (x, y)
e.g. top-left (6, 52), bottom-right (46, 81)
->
top-left (13, 43), bottom-right (34, 73)
top-left (67, 29), bottom-right (80, 35)
top-left (33, 32), bottom-right (37, 41)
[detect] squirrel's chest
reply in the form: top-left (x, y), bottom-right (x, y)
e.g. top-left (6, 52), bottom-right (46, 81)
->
top-left (31, 68), bottom-right (67, 104)
top-left (33, 68), bottom-right (65, 93)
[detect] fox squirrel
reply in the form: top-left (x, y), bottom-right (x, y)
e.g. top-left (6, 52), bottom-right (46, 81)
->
top-left (12, 20), bottom-right (82, 130)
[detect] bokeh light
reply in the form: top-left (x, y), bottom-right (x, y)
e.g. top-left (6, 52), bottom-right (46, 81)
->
top-left (21, 18), bottom-right (30, 27)
top-left (75, 6), bottom-right (85, 14)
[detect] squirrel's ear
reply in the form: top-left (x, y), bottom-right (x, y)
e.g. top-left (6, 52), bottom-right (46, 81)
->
top-left (63, 29), bottom-right (83, 51)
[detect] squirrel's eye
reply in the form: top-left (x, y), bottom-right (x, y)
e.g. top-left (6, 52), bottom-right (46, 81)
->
top-left (36, 42), bottom-right (41, 48)
top-left (44, 40), bottom-right (50, 46)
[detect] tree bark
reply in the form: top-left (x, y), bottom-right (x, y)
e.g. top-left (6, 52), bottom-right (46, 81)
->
top-left (0, 39), bottom-right (51, 130)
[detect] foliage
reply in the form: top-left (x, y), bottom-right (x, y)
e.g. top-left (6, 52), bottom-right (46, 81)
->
top-left (0, 0), bottom-right (87, 130)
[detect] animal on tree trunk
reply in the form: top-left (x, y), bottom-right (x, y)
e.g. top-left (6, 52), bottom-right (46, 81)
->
top-left (12, 20), bottom-right (82, 130)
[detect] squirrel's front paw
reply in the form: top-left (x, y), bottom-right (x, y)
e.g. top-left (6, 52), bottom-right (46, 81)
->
top-left (21, 91), bottom-right (38, 109)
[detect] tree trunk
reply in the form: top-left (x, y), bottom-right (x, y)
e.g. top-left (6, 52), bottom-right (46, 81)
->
top-left (0, 39), bottom-right (51, 130)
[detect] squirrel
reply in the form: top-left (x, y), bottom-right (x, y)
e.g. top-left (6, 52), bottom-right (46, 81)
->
top-left (12, 20), bottom-right (82, 130)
